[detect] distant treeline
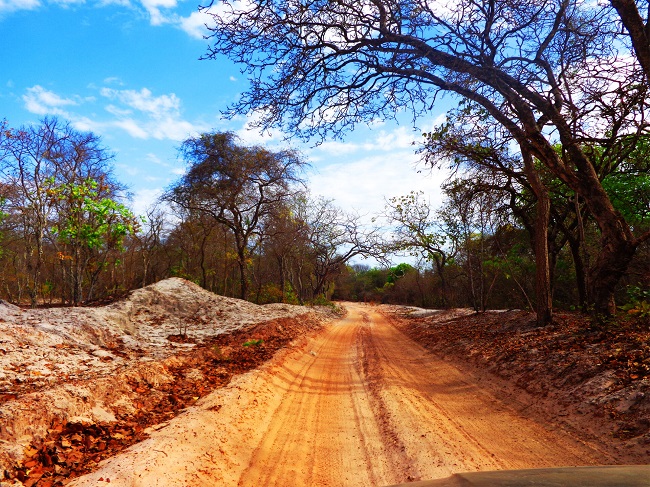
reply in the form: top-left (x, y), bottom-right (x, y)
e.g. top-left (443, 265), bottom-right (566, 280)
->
top-left (1, 117), bottom-right (649, 319)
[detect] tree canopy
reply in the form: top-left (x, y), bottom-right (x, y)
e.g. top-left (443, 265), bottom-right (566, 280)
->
top-left (202, 0), bottom-right (650, 315)
top-left (163, 132), bottom-right (307, 299)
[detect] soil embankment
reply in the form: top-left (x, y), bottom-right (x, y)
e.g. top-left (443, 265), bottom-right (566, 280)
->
top-left (390, 305), bottom-right (650, 463)
top-left (0, 278), bottom-right (326, 485)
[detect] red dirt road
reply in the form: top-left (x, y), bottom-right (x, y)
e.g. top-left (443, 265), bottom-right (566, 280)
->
top-left (71, 303), bottom-right (612, 486)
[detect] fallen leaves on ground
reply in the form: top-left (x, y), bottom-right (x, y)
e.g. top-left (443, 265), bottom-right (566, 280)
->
top-left (3, 316), bottom-right (322, 486)
top-left (388, 307), bottom-right (649, 446)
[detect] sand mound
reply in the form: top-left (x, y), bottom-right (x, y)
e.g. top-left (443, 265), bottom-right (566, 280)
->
top-left (0, 278), bottom-right (317, 473)
top-left (0, 277), bottom-right (308, 397)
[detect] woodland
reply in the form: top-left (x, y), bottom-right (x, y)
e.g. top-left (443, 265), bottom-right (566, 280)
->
top-left (1, 0), bottom-right (650, 326)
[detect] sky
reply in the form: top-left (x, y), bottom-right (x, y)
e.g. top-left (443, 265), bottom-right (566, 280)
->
top-left (0, 0), bottom-right (452, 229)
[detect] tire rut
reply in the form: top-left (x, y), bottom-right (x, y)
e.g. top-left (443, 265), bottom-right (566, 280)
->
top-left (69, 303), bottom-right (612, 487)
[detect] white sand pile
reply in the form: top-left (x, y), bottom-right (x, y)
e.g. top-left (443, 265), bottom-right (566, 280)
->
top-left (0, 278), bottom-right (307, 391)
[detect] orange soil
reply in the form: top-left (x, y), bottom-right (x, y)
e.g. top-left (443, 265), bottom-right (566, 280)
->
top-left (71, 303), bottom-right (614, 486)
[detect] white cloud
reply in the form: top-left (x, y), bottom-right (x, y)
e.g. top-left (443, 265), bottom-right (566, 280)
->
top-left (21, 84), bottom-right (206, 141)
top-left (23, 85), bottom-right (77, 116)
top-left (130, 187), bottom-right (164, 217)
top-left (140, 0), bottom-right (177, 25)
top-left (316, 140), bottom-right (361, 156)
top-left (306, 122), bottom-right (450, 223)
top-left (312, 126), bottom-right (418, 158)
top-left (146, 152), bottom-right (163, 164)
top-left (51, 0), bottom-right (85, 6)
top-left (113, 118), bottom-right (150, 139)
top-left (308, 151), bottom-right (448, 222)
top-left (101, 87), bottom-right (179, 114)
top-left (235, 111), bottom-right (286, 145)
top-left (100, 86), bottom-right (206, 140)
top-left (70, 115), bottom-right (104, 133)
top-left (153, 117), bottom-right (196, 140)
top-left (1, 0), bottom-right (213, 41)
top-left (0, 0), bottom-right (40, 14)
top-left (365, 126), bottom-right (418, 151)
top-left (105, 104), bottom-right (133, 117)
top-left (98, 0), bottom-right (130, 5)
top-left (103, 76), bottom-right (125, 86)
top-left (179, 10), bottom-right (210, 39)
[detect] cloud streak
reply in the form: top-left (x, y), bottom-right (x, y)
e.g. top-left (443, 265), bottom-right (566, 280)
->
top-left (22, 85), bottom-right (77, 116)
top-left (0, 0), bottom-right (40, 15)
top-left (22, 84), bottom-right (207, 141)
top-left (1, 0), bottom-right (211, 40)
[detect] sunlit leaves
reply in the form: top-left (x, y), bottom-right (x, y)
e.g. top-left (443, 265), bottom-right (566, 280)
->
top-left (47, 177), bottom-right (138, 252)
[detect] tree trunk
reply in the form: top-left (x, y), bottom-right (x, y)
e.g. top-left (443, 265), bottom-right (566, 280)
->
top-left (433, 256), bottom-right (448, 308)
top-left (588, 238), bottom-right (636, 315)
top-left (610, 0), bottom-right (650, 82)
top-left (555, 143), bottom-right (637, 315)
top-left (567, 235), bottom-right (588, 312)
top-left (523, 152), bottom-right (552, 326)
top-left (237, 250), bottom-right (247, 300)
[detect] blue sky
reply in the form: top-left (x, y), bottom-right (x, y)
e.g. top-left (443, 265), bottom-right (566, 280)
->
top-left (1, 0), bottom-right (450, 222)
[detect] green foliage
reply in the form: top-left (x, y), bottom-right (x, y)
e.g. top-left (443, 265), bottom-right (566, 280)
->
top-left (331, 264), bottom-right (389, 302)
top-left (243, 338), bottom-right (264, 347)
top-left (387, 263), bottom-right (414, 284)
top-left (283, 283), bottom-right (300, 305)
top-left (48, 177), bottom-right (138, 252)
top-left (384, 191), bottom-right (449, 261)
top-left (602, 173), bottom-right (650, 225)
top-left (621, 286), bottom-right (650, 318)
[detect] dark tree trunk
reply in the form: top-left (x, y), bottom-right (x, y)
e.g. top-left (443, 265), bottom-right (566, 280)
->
top-left (523, 152), bottom-right (553, 326)
top-left (579, 185), bottom-right (637, 315)
top-left (567, 234), bottom-right (588, 312)
top-left (544, 142), bottom-right (639, 316)
top-left (588, 238), bottom-right (637, 315)
top-left (433, 256), bottom-right (448, 308)
top-left (237, 250), bottom-right (247, 300)
top-left (610, 0), bottom-right (650, 82)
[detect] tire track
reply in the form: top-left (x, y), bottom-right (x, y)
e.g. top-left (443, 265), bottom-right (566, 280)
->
top-left (70, 303), bottom-right (612, 487)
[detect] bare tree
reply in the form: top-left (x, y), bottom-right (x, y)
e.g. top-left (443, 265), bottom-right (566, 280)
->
top-left (297, 196), bottom-right (378, 299)
top-left (380, 191), bottom-right (458, 308)
top-left (163, 132), bottom-right (306, 300)
top-left (135, 204), bottom-right (168, 288)
top-left (202, 0), bottom-right (650, 314)
top-left (0, 117), bottom-right (120, 305)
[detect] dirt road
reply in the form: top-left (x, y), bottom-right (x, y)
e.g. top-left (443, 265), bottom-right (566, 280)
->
top-left (72, 303), bottom-right (612, 487)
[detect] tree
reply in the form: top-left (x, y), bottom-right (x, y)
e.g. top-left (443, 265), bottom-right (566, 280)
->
top-left (47, 177), bottom-right (138, 304)
top-left (163, 132), bottom-right (306, 300)
top-left (202, 0), bottom-right (650, 314)
top-left (257, 196), bottom-right (311, 302)
top-left (0, 117), bottom-right (120, 306)
top-left (439, 180), bottom-right (502, 312)
top-left (380, 191), bottom-right (457, 307)
top-left (0, 193), bottom-right (7, 259)
top-left (421, 104), bottom-right (554, 322)
top-left (297, 196), bottom-right (377, 299)
top-left (610, 0), bottom-right (650, 81)
top-left (134, 204), bottom-right (168, 288)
